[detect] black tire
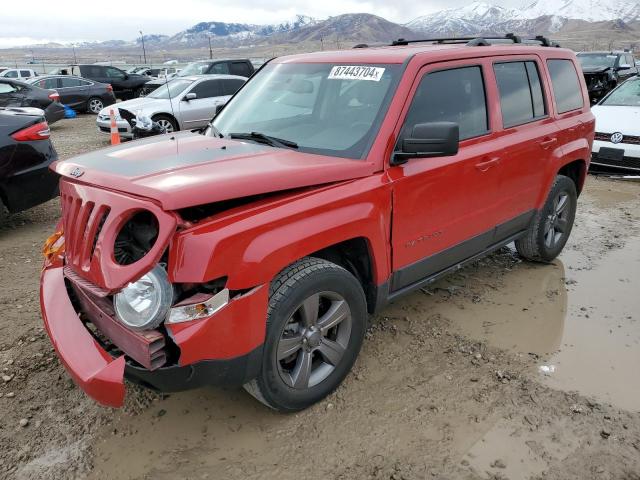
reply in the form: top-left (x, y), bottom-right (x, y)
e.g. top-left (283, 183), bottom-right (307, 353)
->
top-left (515, 175), bottom-right (577, 262)
top-left (244, 257), bottom-right (367, 412)
top-left (86, 97), bottom-right (104, 114)
top-left (151, 114), bottom-right (178, 134)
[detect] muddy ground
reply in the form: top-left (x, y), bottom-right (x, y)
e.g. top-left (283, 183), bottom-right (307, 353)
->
top-left (1, 115), bottom-right (639, 480)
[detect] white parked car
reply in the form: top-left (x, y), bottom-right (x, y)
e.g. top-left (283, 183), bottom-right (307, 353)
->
top-left (96, 74), bottom-right (245, 139)
top-left (591, 76), bottom-right (640, 172)
top-left (0, 68), bottom-right (38, 80)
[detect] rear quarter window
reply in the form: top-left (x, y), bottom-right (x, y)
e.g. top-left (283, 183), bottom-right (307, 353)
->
top-left (546, 59), bottom-right (584, 114)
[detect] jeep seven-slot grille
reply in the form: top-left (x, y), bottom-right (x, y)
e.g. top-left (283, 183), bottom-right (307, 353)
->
top-left (595, 132), bottom-right (640, 145)
top-left (60, 191), bottom-right (111, 271)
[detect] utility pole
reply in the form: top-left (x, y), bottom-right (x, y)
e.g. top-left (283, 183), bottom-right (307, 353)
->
top-left (139, 30), bottom-right (147, 64)
top-left (208, 35), bottom-right (213, 59)
top-left (320, 36), bottom-right (324, 51)
top-left (72, 44), bottom-right (77, 64)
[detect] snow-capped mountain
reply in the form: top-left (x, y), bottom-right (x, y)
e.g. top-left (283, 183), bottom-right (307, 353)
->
top-left (406, 2), bottom-right (517, 35)
top-left (520, 0), bottom-right (640, 22)
top-left (407, 0), bottom-right (640, 35)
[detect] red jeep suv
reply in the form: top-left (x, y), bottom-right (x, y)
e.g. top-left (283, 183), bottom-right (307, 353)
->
top-left (41, 35), bottom-right (594, 411)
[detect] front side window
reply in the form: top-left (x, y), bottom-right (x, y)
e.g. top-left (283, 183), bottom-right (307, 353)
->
top-left (494, 61), bottom-right (547, 128)
top-left (190, 80), bottom-right (222, 98)
top-left (209, 63), bottom-right (230, 74)
top-left (60, 77), bottom-right (82, 88)
top-left (4, 70), bottom-right (18, 78)
top-left (547, 59), bottom-right (584, 113)
top-left (105, 67), bottom-right (125, 79)
top-left (212, 63), bottom-right (401, 159)
top-left (399, 66), bottom-right (488, 143)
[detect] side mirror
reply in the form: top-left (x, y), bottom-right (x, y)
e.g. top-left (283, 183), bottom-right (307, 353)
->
top-left (392, 122), bottom-right (459, 165)
top-left (183, 92), bottom-right (197, 101)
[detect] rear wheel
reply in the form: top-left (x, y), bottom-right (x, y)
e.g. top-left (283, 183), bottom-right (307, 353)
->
top-left (86, 97), bottom-right (104, 114)
top-left (151, 114), bottom-right (178, 134)
top-left (515, 175), bottom-right (577, 262)
top-left (244, 257), bottom-right (367, 412)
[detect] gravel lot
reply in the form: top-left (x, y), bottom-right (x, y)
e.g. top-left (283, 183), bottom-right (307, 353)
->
top-left (0, 115), bottom-right (639, 480)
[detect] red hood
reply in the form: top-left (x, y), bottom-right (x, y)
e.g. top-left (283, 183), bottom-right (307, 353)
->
top-left (53, 132), bottom-right (376, 210)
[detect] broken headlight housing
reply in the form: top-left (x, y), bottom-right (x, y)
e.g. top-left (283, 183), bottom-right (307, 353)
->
top-left (113, 265), bottom-right (173, 331)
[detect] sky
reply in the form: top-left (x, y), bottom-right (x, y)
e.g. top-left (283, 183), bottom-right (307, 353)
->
top-left (0, 0), bottom-right (526, 47)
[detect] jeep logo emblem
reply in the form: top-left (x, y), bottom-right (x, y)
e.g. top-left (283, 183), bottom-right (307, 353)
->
top-left (69, 167), bottom-right (84, 178)
top-left (610, 132), bottom-right (624, 144)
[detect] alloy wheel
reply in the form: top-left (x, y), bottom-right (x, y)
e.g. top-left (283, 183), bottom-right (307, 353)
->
top-left (156, 119), bottom-right (174, 133)
top-left (544, 192), bottom-right (570, 248)
top-left (277, 291), bottom-right (352, 389)
top-left (88, 99), bottom-right (103, 114)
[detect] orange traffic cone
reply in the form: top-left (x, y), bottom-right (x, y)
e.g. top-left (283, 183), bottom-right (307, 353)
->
top-left (109, 108), bottom-right (121, 145)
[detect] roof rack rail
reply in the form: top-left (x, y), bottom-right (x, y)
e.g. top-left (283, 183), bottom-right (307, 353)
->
top-left (390, 34), bottom-right (560, 48)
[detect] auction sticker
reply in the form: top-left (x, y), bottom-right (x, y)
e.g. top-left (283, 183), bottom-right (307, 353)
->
top-left (328, 65), bottom-right (385, 81)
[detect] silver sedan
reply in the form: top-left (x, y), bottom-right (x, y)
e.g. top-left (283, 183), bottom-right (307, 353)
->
top-left (96, 74), bottom-right (246, 139)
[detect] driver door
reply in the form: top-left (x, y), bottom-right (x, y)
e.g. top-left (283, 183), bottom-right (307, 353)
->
top-left (388, 60), bottom-right (505, 292)
top-left (179, 79), bottom-right (225, 128)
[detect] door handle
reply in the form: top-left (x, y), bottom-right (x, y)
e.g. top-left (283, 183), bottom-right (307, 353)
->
top-left (475, 157), bottom-right (501, 172)
top-left (539, 137), bottom-right (558, 149)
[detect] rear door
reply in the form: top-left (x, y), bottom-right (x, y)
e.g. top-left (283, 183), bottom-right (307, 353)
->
top-left (59, 77), bottom-right (87, 109)
top-left (488, 57), bottom-right (559, 227)
top-left (179, 79), bottom-right (224, 128)
top-left (389, 60), bottom-right (505, 292)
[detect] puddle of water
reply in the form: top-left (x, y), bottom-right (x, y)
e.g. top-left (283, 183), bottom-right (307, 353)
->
top-left (543, 236), bottom-right (640, 411)
top-left (463, 418), bottom-right (580, 479)
top-left (447, 235), bottom-right (640, 412)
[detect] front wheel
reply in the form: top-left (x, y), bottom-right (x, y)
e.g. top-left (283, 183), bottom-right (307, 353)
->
top-left (515, 175), bottom-right (577, 262)
top-left (151, 114), bottom-right (178, 134)
top-left (244, 257), bottom-right (367, 411)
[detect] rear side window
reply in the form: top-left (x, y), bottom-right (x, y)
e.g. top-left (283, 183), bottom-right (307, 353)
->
top-left (230, 62), bottom-right (252, 77)
top-left (37, 78), bottom-right (59, 89)
top-left (20, 70), bottom-right (31, 77)
top-left (547, 60), bottom-right (584, 113)
top-left (493, 61), bottom-right (547, 128)
top-left (191, 79), bottom-right (222, 98)
top-left (222, 78), bottom-right (245, 95)
top-left (400, 66), bottom-right (488, 141)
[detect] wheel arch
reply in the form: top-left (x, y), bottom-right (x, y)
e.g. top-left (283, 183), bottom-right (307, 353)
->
top-left (151, 112), bottom-right (180, 131)
top-left (557, 158), bottom-right (587, 196)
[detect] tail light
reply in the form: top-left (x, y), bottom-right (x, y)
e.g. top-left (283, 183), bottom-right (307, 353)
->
top-left (106, 84), bottom-right (113, 93)
top-left (48, 91), bottom-right (60, 102)
top-left (11, 121), bottom-right (51, 141)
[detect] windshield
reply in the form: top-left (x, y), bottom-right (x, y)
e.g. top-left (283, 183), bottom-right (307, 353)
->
top-left (601, 79), bottom-right (640, 106)
top-left (578, 53), bottom-right (618, 69)
top-left (179, 62), bottom-right (211, 76)
top-left (146, 79), bottom-right (194, 99)
top-left (211, 62), bottom-right (400, 159)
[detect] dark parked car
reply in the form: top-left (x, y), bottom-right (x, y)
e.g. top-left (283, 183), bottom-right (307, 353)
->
top-left (51, 64), bottom-right (151, 100)
top-left (577, 51), bottom-right (638, 102)
top-left (0, 107), bottom-right (59, 218)
top-left (140, 59), bottom-right (254, 96)
top-left (26, 75), bottom-right (116, 114)
top-left (0, 79), bottom-right (65, 124)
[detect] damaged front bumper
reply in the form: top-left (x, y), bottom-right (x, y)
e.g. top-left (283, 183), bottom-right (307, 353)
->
top-left (41, 263), bottom-right (268, 407)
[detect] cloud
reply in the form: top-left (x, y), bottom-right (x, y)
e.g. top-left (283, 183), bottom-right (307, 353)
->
top-left (0, 0), bottom-right (524, 45)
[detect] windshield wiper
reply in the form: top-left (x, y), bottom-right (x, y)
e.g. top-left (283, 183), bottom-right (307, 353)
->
top-left (229, 132), bottom-right (298, 150)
